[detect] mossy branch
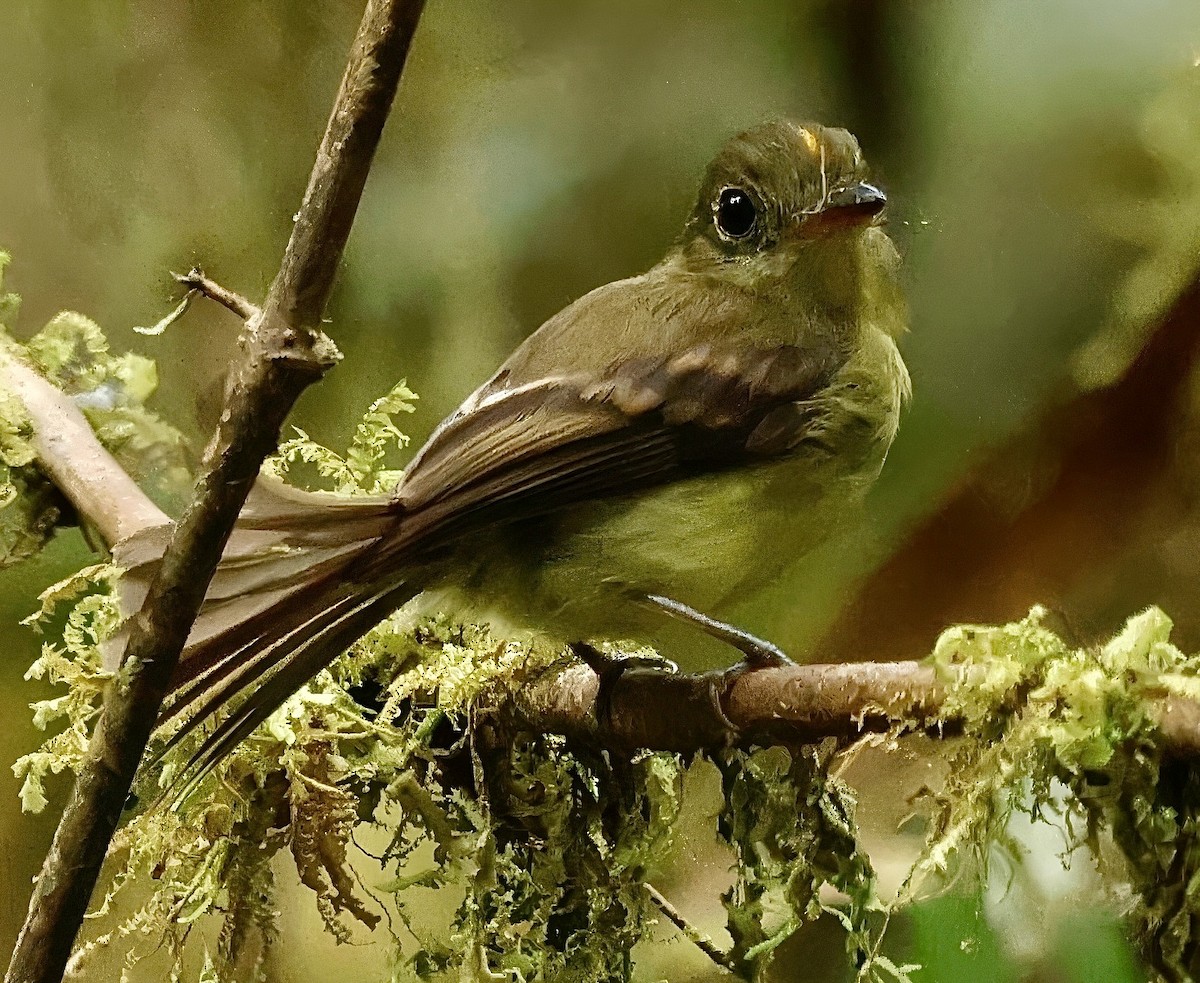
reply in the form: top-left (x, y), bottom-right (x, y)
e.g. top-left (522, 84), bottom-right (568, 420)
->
top-left (0, 347), bottom-right (169, 544)
top-left (9, 286), bottom-right (1200, 979)
top-left (516, 654), bottom-right (1200, 758)
top-left (4, 3), bottom-right (427, 982)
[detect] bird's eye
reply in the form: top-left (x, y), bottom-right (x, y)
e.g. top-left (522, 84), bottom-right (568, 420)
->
top-left (715, 187), bottom-right (757, 240)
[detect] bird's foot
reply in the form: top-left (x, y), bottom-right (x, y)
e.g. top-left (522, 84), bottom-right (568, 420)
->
top-left (569, 641), bottom-right (678, 729)
top-left (638, 594), bottom-right (794, 740)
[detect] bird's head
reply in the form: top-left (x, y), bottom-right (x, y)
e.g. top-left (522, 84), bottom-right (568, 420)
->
top-left (682, 120), bottom-right (885, 254)
top-left (675, 120), bottom-right (903, 334)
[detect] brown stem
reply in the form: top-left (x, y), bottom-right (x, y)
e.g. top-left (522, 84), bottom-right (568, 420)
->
top-left (517, 661), bottom-right (944, 751)
top-left (0, 347), bottom-right (169, 543)
top-left (174, 268), bottom-right (260, 322)
top-left (517, 659), bottom-right (1200, 758)
top-left (644, 882), bottom-right (743, 977)
top-left (4, 3), bottom-right (427, 982)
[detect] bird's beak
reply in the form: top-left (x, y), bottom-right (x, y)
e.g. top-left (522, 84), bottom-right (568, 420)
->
top-left (823, 182), bottom-right (887, 221)
top-left (787, 181), bottom-right (887, 240)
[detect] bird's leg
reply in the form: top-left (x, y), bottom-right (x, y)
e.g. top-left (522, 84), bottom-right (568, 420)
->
top-left (641, 593), bottom-right (795, 669)
top-left (639, 594), bottom-right (795, 738)
top-left (575, 595), bottom-right (791, 738)
top-left (569, 641), bottom-right (678, 730)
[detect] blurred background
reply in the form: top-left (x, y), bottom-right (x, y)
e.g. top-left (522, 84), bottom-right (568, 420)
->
top-left (2, 0), bottom-right (1199, 979)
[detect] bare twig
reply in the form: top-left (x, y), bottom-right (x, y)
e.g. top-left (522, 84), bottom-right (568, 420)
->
top-left (645, 882), bottom-right (743, 976)
top-left (4, 3), bottom-right (427, 982)
top-left (173, 268), bottom-right (260, 322)
top-left (0, 347), bottom-right (169, 542)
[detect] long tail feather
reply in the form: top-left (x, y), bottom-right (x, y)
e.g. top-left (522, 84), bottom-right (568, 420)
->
top-left (158, 588), bottom-right (366, 746)
top-left (169, 581), bottom-right (417, 803)
top-left (163, 564), bottom-right (371, 718)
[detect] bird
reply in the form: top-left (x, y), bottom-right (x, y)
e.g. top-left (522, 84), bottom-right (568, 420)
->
top-left (113, 119), bottom-right (911, 781)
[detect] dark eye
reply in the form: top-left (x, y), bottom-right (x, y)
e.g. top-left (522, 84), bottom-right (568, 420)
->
top-left (715, 187), bottom-right (757, 240)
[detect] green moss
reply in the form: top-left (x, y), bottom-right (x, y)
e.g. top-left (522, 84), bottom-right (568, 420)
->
top-left (263, 379), bottom-right (416, 495)
top-left (717, 741), bottom-right (889, 978)
top-left (11, 563), bottom-right (121, 814)
top-left (919, 606), bottom-right (1200, 977)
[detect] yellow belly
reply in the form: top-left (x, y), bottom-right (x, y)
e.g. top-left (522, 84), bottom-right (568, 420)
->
top-left (426, 327), bottom-right (907, 661)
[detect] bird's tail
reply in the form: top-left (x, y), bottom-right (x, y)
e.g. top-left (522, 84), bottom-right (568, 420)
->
top-left (111, 475), bottom-right (417, 791)
top-left (164, 577), bottom-right (419, 797)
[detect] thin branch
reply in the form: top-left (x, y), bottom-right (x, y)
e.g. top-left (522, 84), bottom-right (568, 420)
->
top-left (517, 661), bottom-right (943, 751)
top-left (0, 270), bottom-right (263, 553)
top-left (645, 882), bottom-right (743, 977)
top-left (0, 346), bottom-right (169, 542)
top-left (516, 658), bottom-right (1200, 758)
top-left (173, 268), bottom-right (260, 322)
top-left (4, 4), bottom-right (427, 982)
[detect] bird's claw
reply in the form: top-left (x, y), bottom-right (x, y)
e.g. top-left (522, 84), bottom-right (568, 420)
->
top-left (570, 642), bottom-right (679, 729)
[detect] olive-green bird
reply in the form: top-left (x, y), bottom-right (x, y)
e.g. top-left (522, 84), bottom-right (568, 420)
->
top-left (116, 119), bottom-right (910, 776)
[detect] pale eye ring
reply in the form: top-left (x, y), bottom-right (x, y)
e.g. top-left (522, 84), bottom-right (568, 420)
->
top-left (714, 187), bottom-right (757, 240)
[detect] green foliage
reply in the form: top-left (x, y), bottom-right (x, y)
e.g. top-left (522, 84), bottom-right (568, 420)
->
top-left (717, 743), bottom-right (897, 980)
top-left (0, 255), bottom-right (191, 564)
top-left (0, 251), bottom-right (56, 565)
top-left (26, 594), bottom-right (674, 983)
top-left (11, 563), bottom-right (121, 813)
top-left (904, 895), bottom-right (1018, 983)
top-left (0, 383), bottom-right (55, 566)
top-left (0, 250), bottom-right (19, 325)
top-left (1052, 910), bottom-right (1148, 983)
top-left (264, 380), bottom-right (417, 495)
top-left (914, 606), bottom-right (1200, 978)
top-left (26, 310), bottom-right (192, 507)
top-left (443, 735), bottom-right (679, 982)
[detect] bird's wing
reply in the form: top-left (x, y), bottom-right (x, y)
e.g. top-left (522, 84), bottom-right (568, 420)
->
top-left (383, 339), bottom-right (843, 560)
